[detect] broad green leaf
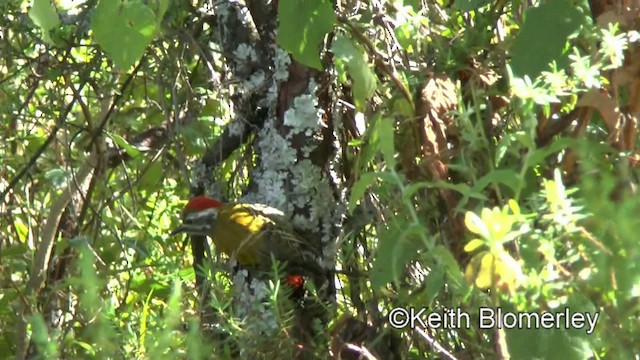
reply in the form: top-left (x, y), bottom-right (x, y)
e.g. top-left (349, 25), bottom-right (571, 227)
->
top-left (93, 0), bottom-right (159, 69)
top-left (110, 134), bottom-right (141, 158)
top-left (332, 35), bottom-right (377, 110)
top-left (29, 0), bottom-right (60, 44)
top-left (506, 325), bottom-right (593, 360)
top-left (495, 134), bottom-right (512, 165)
top-left (402, 181), bottom-right (431, 201)
top-left (510, 1), bottom-right (583, 78)
top-left (140, 161), bottom-right (163, 192)
top-left (431, 245), bottom-right (465, 289)
top-left (371, 220), bottom-right (423, 289)
top-left (276, 0), bottom-right (336, 69)
top-left (403, 0), bottom-right (423, 11)
top-left (403, 180), bottom-right (484, 202)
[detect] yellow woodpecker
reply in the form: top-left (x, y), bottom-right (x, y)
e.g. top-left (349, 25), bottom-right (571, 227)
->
top-left (171, 195), bottom-right (323, 287)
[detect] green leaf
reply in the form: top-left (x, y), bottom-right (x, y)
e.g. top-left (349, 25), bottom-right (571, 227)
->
top-left (431, 245), bottom-right (465, 289)
top-left (110, 133), bottom-right (141, 158)
top-left (92, 0), bottom-right (159, 69)
top-left (29, 313), bottom-right (58, 357)
top-left (401, 181), bottom-right (430, 201)
top-left (506, 324), bottom-right (592, 360)
top-left (276, 0), bottom-right (336, 69)
top-left (332, 34), bottom-right (377, 110)
top-left (371, 219), bottom-right (423, 289)
top-left (154, 0), bottom-right (170, 22)
top-left (178, 267), bottom-right (196, 282)
top-left (140, 161), bottom-right (163, 191)
top-left (471, 169), bottom-right (521, 197)
top-left (29, 0), bottom-right (60, 44)
top-left (504, 297), bottom-right (598, 359)
top-left (73, 341), bottom-right (96, 355)
top-left (139, 289), bottom-right (154, 351)
top-left (510, 1), bottom-right (583, 78)
top-left (2, 242), bottom-right (29, 257)
top-left (348, 172), bottom-right (377, 213)
top-left (401, 180), bottom-right (487, 211)
top-left (377, 118), bottom-right (396, 168)
top-left (523, 138), bottom-right (573, 170)
top-left (455, 0), bottom-right (492, 11)
top-left (365, 114), bottom-right (397, 168)
top-left (395, 23), bottom-right (414, 53)
top-left (392, 97), bottom-right (414, 117)
top-left (423, 265), bottom-right (445, 305)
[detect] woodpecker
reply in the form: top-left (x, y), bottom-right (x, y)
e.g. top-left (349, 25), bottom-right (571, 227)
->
top-left (171, 196), bottom-right (324, 289)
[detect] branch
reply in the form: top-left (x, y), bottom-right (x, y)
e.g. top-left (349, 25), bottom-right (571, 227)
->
top-left (201, 119), bottom-right (255, 169)
top-left (0, 99), bottom-right (77, 203)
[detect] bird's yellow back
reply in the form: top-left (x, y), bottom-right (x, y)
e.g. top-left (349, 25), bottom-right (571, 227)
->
top-left (211, 203), bottom-right (278, 265)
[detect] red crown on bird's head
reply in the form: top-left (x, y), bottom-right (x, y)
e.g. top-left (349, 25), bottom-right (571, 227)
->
top-left (180, 196), bottom-right (224, 224)
top-left (184, 195), bottom-right (223, 212)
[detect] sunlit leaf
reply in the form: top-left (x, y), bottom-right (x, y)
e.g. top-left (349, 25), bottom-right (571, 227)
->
top-left (510, 1), bottom-right (583, 78)
top-left (332, 34), bottom-right (378, 110)
top-left (93, 0), bottom-right (159, 69)
top-left (29, 0), bottom-right (60, 44)
top-left (277, 0), bottom-right (336, 69)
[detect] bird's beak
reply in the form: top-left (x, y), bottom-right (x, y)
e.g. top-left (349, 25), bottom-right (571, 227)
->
top-left (170, 224), bottom-right (189, 236)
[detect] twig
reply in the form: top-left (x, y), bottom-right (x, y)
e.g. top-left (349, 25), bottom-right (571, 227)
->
top-left (414, 327), bottom-right (459, 360)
